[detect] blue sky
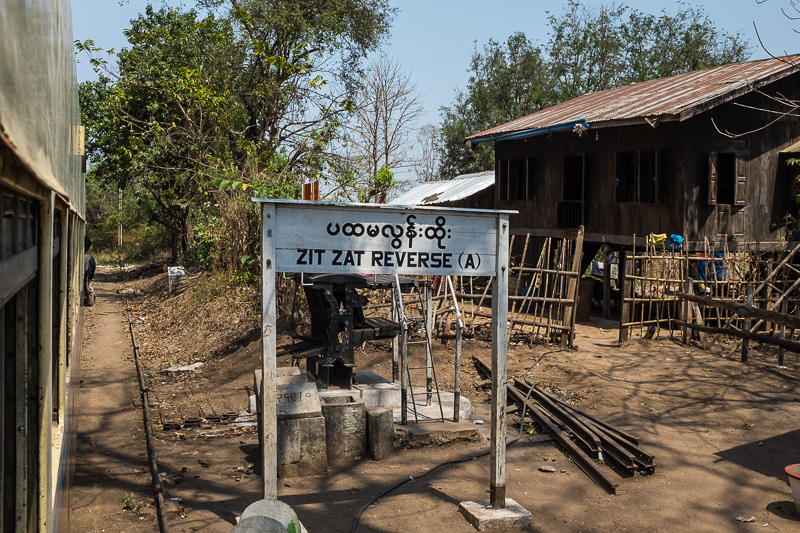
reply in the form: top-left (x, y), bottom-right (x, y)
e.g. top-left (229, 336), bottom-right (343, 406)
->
top-left (72, 0), bottom-right (799, 129)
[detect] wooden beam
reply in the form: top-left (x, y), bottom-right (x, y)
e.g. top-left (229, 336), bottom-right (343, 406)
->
top-left (456, 292), bottom-right (576, 305)
top-left (567, 226), bottom-right (585, 347)
top-left (742, 287), bottom-right (754, 362)
top-left (708, 241), bottom-right (800, 345)
top-left (466, 309), bottom-right (570, 331)
top-left (677, 292), bottom-right (800, 330)
top-left (602, 244), bottom-right (611, 319)
top-left (675, 320), bottom-right (800, 354)
top-left (618, 249), bottom-right (630, 343)
top-left (260, 202), bottom-right (277, 500)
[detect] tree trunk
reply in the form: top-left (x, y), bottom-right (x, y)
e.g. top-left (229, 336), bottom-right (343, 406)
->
top-left (170, 230), bottom-right (179, 263)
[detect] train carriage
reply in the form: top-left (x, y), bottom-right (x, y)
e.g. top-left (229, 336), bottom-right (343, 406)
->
top-left (0, 0), bottom-right (86, 531)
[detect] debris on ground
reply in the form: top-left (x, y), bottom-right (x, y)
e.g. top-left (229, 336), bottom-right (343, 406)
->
top-left (161, 362), bottom-right (205, 374)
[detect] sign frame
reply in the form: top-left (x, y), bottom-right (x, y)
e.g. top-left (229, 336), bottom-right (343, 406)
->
top-left (256, 199), bottom-right (514, 509)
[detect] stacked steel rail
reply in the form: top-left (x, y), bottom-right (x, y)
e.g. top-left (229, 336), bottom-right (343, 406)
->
top-left (474, 356), bottom-right (655, 494)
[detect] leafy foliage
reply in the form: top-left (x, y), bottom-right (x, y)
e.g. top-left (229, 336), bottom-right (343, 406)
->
top-left (79, 1), bottom-right (394, 267)
top-left (438, 1), bottom-right (751, 178)
top-left (439, 32), bottom-right (550, 178)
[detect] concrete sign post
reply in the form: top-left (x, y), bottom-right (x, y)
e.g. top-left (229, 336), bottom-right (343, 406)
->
top-left (256, 199), bottom-right (514, 510)
top-left (490, 215), bottom-right (509, 509)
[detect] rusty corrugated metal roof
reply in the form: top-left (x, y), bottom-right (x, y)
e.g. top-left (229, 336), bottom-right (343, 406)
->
top-left (468, 54), bottom-right (800, 142)
top-left (388, 171), bottom-right (494, 206)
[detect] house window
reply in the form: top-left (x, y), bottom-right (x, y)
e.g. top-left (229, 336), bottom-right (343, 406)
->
top-left (708, 152), bottom-right (747, 206)
top-left (558, 155), bottom-right (587, 228)
top-left (615, 151), bottom-right (662, 203)
top-left (497, 158), bottom-right (535, 201)
top-left (563, 155), bottom-right (584, 202)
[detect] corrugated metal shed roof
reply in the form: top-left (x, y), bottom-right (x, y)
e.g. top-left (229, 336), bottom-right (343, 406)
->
top-left (469, 54), bottom-right (800, 142)
top-left (389, 171), bottom-right (495, 206)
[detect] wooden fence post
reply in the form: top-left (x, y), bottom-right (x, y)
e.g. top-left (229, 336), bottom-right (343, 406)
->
top-left (779, 299), bottom-right (788, 366)
top-left (742, 286), bottom-right (754, 362)
top-left (618, 249), bottom-right (630, 343)
top-left (602, 244), bottom-right (611, 319)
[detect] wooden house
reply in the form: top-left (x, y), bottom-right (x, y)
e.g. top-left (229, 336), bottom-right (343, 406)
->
top-left (467, 54), bottom-right (800, 251)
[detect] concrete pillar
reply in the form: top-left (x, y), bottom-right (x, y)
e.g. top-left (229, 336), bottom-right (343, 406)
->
top-left (366, 407), bottom-right (394, 460)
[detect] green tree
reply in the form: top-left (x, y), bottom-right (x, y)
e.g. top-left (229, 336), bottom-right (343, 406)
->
top-left (621, 3), bottom-right (749, 83)
top-left (548, 1), bottom-right (749, 98)
top-left (79, 0), bottom-right (394, 265)
top-left (439, 32), bottom-right (550, 178)
top-left (199, 0), bottom-right (395, 178)
top-left (546, 1), bottom-right (628, 100)
top-left (79, 6), bottom-right (245, 260)
top-left (438, 1), bottom-right (750, 178)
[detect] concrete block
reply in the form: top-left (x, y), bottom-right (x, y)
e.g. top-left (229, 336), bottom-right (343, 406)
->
top-left (366, 407), bottom-right (394, 460)
top-left (277, 366), bottom-right (301, 377)
top-left (232, 516), bottom-right (288, 533)
top-left (394, 419), bottom-right (479, 448)
top-left (321, 395), bottom-right (366, 466)
top-left (277, 381), bottom-right (321, 419)
top-left (254, 369), bottom-right (321, 419)
top-left (277, 415), bottom-right (327, 477)
top-left (352, 371), bottom-right (402, 408)
top-left (352, 382), bottom-right (401, 409)
top-left (240, 499), bottom-right (306, 533)
top-left (277, 374), bottom-right (309, 386)
top-left (458, 499), bottom-right (531, 531)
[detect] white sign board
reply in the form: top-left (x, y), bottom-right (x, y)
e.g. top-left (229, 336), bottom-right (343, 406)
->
top-left (270, 202), bottom-right (499, 276)
top-left (255, 199), bottom-right (514, 503)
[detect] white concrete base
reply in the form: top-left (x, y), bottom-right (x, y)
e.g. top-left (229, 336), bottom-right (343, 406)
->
top-left (317, 371), bottom-right (401, 409)
top-left (239, 499), bottom-right (308, 533)
top-left (313, 371), bottom-right (472, 423)
top-left (458, 499), bottom-right (532, 531)
top-left (396, 390), bottom-right (472, 423)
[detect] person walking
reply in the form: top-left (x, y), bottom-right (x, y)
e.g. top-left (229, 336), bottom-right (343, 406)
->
top-left (84, 234), bottom-right (96, 306)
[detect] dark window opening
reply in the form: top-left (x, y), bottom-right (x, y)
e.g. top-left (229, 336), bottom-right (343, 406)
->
top-left (558, 155), bottom-right (586, 228)
top-left (525, 158), bottom-right (535, 200)
top-left (498, 160), bottom-right (508, 202)
top-left (639, 151), bottom-right (659, 204)
top-left (564, 156), bottom-right (584, 202)
top-left (498, 159), bottom-right (535, 201)
top-left (709, 151), bottom-right (747, 206)
top-left (717, 152), bottom-right (736, 205)
top-left (509, 159), bottom-right (525, 200)
top-left (615, 151), bottom-right (661, 204)
top-left (615, 153), bottom-right (636, 202)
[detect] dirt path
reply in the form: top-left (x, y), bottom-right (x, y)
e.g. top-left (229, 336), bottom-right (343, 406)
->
top-left (74, 266), bottom-right (800, 532)
top-left (70, 273), bottom-right (159, 532)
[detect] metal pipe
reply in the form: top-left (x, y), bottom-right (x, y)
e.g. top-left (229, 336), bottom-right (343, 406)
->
top-left (447, 276), bottom-right (464, 422)
top-left (127, 305), bottom-right (170, 533)
top-left (469, 119), bottom-right (590, 145)
top-left (395, 276), bottom-right (408, 425)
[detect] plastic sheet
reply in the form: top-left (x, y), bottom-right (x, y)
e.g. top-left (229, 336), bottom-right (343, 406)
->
top-left (0, 0), bottom-right (84, 217)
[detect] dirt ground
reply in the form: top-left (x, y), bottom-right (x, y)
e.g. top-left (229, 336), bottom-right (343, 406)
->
top-left (71, 265), bottom-right (800, 533)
